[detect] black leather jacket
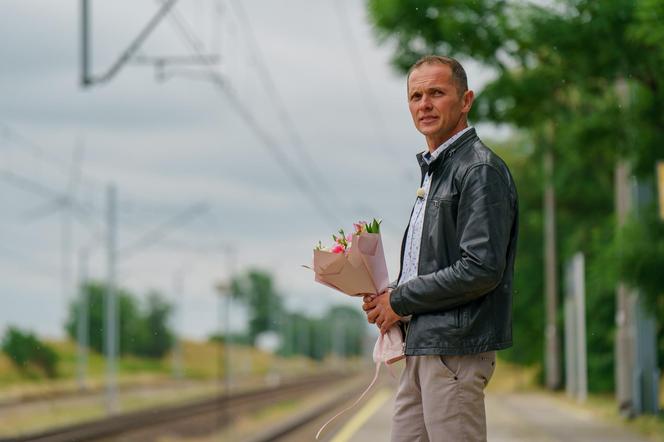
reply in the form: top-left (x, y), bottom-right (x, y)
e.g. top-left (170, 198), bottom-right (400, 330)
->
top-left (390, 128), bottom-right (518, 356)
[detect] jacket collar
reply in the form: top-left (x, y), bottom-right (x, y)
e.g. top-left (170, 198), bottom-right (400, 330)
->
top-left (416, 127), bottom-right (477, 177)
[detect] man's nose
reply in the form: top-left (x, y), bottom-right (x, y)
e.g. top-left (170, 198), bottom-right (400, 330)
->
top-left (419, 94), bottom-right (433, 110)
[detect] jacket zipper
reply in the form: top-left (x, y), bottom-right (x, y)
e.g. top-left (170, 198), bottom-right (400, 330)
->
top-left (403, 318), bottom-right (411, 352)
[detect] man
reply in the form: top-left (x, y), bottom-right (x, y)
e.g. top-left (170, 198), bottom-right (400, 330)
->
top-left (363, 55), bottom-right (518, 442)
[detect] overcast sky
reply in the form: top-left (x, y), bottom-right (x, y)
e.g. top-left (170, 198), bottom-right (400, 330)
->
top-left (0, 0), bottom-right (507, 340)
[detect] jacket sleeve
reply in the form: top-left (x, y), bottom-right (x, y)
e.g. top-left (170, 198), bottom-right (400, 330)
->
top-left (390, 163), bottom-right (514, 316)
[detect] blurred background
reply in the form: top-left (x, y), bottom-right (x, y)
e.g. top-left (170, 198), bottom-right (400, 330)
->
top-left (0, 1), bottom-right (662, 441)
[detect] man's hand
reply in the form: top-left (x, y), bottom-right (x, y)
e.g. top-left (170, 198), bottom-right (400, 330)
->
top-left (362, 289), bottom-right (402, 335)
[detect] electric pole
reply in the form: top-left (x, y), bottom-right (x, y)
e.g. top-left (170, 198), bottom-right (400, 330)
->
top-left (215, 245), bottom-right (236, 395)
top-left (657, 161), bottom-right (664, 221)
top-left (614, 79), bottom-right (636, 417)
top-left (172, 270), bottom-right (184, 380)
top-left (105, 184), bottom-right (118, 414)
top-left (76, 247), bottom-right (89, 391)
top-left (543, 124), bottom-right (561, 390)
top-left (615, 158), bottom-right (635, 416)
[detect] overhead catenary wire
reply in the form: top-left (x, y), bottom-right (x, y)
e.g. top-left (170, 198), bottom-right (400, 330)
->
top-left (227, 0), bottom-right (400, 230)
top-left (331, 0), bottom-right (413, 183)
top-left (0, 168), bottom-right (103, 236)
top-left (211, 0), bottom-right (223, 56)
top-left (0, 242), bottom-right (61, 281)
top-left (0, 121), bottom-right (106, 195)
top-left (162, 3), bottom-right (343, 228)
top-left (117, 237), bottom-right (234, 281)
top-left (0, 122), bottom-right (108, 237)
top-left (228, 0), bottom-right (338, 199)
top-left (117, 202), bottom-right (210, 260)
top-left (82, 0), bottom-right (180, 86)
top-left (0, 122), bottom-right (223, 254)
top-left (164, 2), bottom-right (399, 231)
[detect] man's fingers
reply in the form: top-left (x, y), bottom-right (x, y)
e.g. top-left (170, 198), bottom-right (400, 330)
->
top-left (365, 296), bottom-right (380, 309)
top-left (375, 310), bottom-right (387, 332)
top-left (380, 317), bottom-right (397, 335)
top-left (366, 306), bottom-right (380, 324)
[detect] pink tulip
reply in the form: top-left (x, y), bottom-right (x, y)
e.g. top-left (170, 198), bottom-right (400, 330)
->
top-left (331, 244), bottom-right (345, 254)
top-left (354, 221), bottom-right (367, 235)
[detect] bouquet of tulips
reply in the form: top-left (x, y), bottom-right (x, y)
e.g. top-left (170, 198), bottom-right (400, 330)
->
top-left (307, 218), bottom-right (403, 365)
top-left (308, 219), bottom-right (405, 439)
top-left (311, 219), bottom-right (388, 296)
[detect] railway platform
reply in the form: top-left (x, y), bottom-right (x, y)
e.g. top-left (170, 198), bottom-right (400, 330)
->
top-left (327, 388), bottom-right (652, 442)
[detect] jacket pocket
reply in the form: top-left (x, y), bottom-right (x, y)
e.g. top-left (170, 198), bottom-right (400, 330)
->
top-left (430, 195), bottom-right (457, 208)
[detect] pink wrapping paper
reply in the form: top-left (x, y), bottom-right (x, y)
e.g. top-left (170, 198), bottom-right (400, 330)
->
top-left (373, 325), bottom-right (405, 365)
top-left (310, 230), bottom-right (406, 439)
top-left (310, 231), bottom-right (404, 363)
top-left (312, 231), bottom-right (389, 296)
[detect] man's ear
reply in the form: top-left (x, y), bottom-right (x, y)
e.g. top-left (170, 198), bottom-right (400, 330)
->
top-left (461, 90), bottom-right (475, 114)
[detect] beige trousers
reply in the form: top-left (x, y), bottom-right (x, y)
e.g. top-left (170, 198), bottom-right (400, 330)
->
top-left (391, 352), bottom-right (496, 442)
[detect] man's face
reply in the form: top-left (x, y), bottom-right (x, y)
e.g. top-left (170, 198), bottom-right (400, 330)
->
top-left (407, 63), bottom-right (474, 143)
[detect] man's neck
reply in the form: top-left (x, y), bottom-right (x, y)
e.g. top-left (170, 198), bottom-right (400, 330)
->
top-left (425, 123), bottom-right (469, 154)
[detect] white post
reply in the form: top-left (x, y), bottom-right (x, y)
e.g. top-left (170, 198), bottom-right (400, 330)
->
top-left (76, 247), bottom-right (89, 391)
top-left (105, 184), bottom-right (118, 414)
top-left (573, 253), bottom-right (587, 402)
top-left (564, 252), bottom-right (587, 402)
top-left (172, 270), bottom-right (184, 380)
top-left (657, 161), bottom-right (664, 221)
top-left (615, 159), bottom-right (635, 416)
top-left (544, 140), bottom-right (561, 390)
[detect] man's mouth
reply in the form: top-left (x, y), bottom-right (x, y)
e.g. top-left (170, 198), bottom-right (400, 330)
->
top-left (420, 116), bottom-right (438, 123)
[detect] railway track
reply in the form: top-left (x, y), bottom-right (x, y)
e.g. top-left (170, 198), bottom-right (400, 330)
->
top-left (247, 374), bottom-right (392, 442)
top-left (1, 372), bottom-right (358, 442)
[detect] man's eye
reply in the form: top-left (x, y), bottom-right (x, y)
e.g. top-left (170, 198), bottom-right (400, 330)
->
top-left (432, 90), bottom-right (443, 96)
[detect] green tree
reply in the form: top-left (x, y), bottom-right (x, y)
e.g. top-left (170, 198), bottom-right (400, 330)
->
top-left (230, 269), bottom-right (284, 344)
top-left (277, 306), bottom-right (368, 360)
top-left (66, 281), bottom-right (141, 356)
top-left (324, 305), bottom-right (367, 357)
top-left (280, 312), bottom-right (316, 358)
top-left (131, 292), bottom-right (175, 358)
top-left (368, 0), bottom-right (664, 391)
top-left (65, 281), bottom-right (174, 359)
top-left (1, 326), bottom-right (59, 378)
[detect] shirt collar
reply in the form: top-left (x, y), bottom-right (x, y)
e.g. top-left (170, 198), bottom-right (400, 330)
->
top-left (422, 126), bottom-right (474, 165)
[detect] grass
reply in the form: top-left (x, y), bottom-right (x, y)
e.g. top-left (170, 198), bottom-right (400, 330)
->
top-left (486, 358), bottom-right (541, 393)
top-left (0, 339), bottom-right (322, 401)
top-left (0, 338), bottom-right (337, 437)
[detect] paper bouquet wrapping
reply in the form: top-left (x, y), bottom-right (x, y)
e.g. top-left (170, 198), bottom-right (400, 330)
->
top-left (308, 221), bottom-right (405, 439)
top-left (310, 226), bottom-right (404, 363)
top-left (313, 230), bottom-right (389, 296)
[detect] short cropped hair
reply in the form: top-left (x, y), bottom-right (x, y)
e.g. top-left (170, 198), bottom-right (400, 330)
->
top-left (407, 55), bottom-right (468, 96)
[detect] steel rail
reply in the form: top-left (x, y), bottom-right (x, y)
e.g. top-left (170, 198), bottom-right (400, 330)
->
top-left (2, 372), bottom-right (349, 442)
